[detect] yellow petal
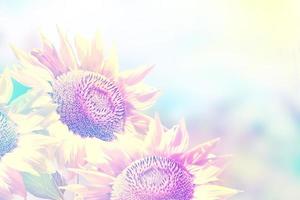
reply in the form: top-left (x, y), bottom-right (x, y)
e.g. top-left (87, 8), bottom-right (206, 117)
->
top-left (102, 44), bottom-right (119, 78)
top-left (193, 185), bottom-right (239, 200)
top-left (0, 71), bottom-right (13, 104)
top-left (57, 26), bottom-right (78, 70)
top-left (74, 33), bottom-right (90, 68)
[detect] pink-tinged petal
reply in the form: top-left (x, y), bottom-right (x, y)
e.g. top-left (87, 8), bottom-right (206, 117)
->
top-left (135, 89), bottom-right (160, 104)
top-left (92, 161), bottom-right (116, 177)
top-left (83, 194), bottom-right (110, 200)
top-left (68, 168), bottom-right (114, 185)
top-left (158, 120), bottom-right (189, 156)
top-left (115, 134), bottom-right (145, 162)
top-left (92, 139), bottom-right (136, 175)
top-left (0, 188), bottom-right (11, 200)
top-left (57, 143), bottom-right (87, 181)
top-left (125, 111), bottom-right (152, 134)
top-left (62, 184), bottom-right (111, 199)
top-left (195, 154), bottom-right (233, 167)
top-left (57, 26), bottom-right (78, 70)
top-left (169, 119), bottom-right (189, 150)
top-left (99, 144), bottom-right (132, 176)
top-left (179, 138), bottom-right (220, 165)
top-left (88, 31), bottom-right (104, 72)
top-left (31, 33), bottom-right (68, 76)
top-left (102, 45), bottom-right (119, 78)
top-left (120, 65), bottom-right (154, 85)
top-left (126, 87), bottom-right (160, 110)
top-left (6, 168), bottom-right (26, 197)
top-left (84, 193), bottom-right (110, 199)
top-left (144, 114), bottom-right (164, 150)
top-left (58, 140), bottom-right (86, 168)
top-left (53, 136), bottom-right (87, 181)
top-left (11, 45), bottom-right (43, 67)
top-left (0, 167), bottom-right (13, 199)
top-left (85, 146), bottom-right (120, 177)
top-left (0, 165), bottom-right (25, 198)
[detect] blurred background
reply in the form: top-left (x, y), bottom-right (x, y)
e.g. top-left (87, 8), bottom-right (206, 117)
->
top-left (1, 0), bottom-right (300, 199)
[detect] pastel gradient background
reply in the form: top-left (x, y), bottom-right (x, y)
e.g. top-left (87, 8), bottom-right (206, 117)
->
top-left (1, 0), bottom-right (300, 199)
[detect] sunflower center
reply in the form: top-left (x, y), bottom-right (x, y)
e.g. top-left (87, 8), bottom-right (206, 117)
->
top-left (52, 70), bottom-right (125, 141)
top-left (111, 156), bottom-right (194, 200)
top-left (0, 110), bottom-right (18, 158)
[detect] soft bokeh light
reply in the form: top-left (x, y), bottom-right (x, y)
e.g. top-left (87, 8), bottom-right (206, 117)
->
top-left (1, 0), bottom-right (300, 199)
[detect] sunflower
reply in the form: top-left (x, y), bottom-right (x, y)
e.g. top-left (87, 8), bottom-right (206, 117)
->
top-left (11, 28), bottom-right (160, 171)
top-left (0, 70), bottom-right (55, 199)
top-left (64, 115), bottom-right (238, 200)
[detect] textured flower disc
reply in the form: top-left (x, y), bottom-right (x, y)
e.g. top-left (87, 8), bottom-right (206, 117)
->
top-left (111, 156), bottom-right (194, 200)
top-left (0, 110), bottom-right (18, 158)
top-left (52, 70), bottom-right (126, 141)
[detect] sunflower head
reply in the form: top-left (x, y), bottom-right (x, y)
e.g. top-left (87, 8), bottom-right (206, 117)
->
top-left (52, 70), bottom-right (125, 141)
top-left (111, 155), bottom-right (194, 200)
top-left (64, 115), bottom-right (238, 200)
top-left (12, 28), bottom-right (160, 142)
top-left (0, 70), bottom-right (58, 199)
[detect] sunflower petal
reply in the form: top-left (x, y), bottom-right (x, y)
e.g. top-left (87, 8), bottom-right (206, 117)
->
top-left (0, 71), bottom-right (13, 104)
top-left (120, 65), bottom-right (154, 85)
top-left (74, 33), bottom-right (90, 69)
top-left (57, 26), bottom-right (78, 70)
top-left (88, 31), bottom-right (104, 72)
top-left (181, 138), bottom-right (220, 165)
top-left (31, 32), bottom-right (67, 76)
top-left (68, 168), bottom-right (114, 185)
top-left (144, 114), bottom-right (164, 149)
top-left (102, 44), bottom-right (119, 78)
top-left (193, 185), bottom-right (239, 200)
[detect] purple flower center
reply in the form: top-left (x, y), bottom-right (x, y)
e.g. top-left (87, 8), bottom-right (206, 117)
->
top-left (0, 110), bottom-right (18, 158)
top-left (111, 156), bottom-right (194, 200)
top-left (52, 70), bottom-right (125, 141)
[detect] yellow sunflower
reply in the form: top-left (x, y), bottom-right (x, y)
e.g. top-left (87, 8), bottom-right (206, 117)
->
top-left (64, 115), bottom-right (238, 200)
top-left (0, 70), bottom-right (55, 199)
top-left (11, 28), bottom-right (159, 173)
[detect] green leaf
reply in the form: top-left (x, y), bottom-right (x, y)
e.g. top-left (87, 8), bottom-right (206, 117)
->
top-left (22, 172), bottom-right (64, 200)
